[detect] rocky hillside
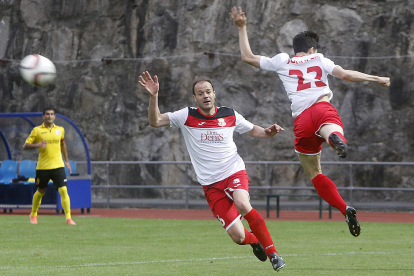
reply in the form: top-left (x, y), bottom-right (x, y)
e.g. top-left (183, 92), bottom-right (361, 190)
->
top-left (1, 0), bottom-right (413, 202)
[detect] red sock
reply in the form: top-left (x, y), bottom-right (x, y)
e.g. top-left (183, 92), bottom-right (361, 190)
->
top-left (328, 131), bottom-right (347, 147)
top-left (239, 229), bottom-right (259, 245)
top-left (312, 174), bottom-right (347, 216)
top-left (244, 208), bottom-right (278, 255)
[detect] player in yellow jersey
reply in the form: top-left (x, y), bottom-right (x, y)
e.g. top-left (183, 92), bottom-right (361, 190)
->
top-left (23, 108), bottom-right (76, 225)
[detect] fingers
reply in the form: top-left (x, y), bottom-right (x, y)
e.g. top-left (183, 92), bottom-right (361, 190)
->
top-left (230, 6), bottom-right (244, 19)
top-left (139, 71), bottom-right (152, 82)
top-left (139, 74), bottom-right (146, 84)
top-left (266, 124), bottom-right (285, 133)
top-left (238, 6), bottom-right (245, 19)
top-left (138, 71), bottom-right (159, 96)
top-left (230, 6), bottom-right (236, 17)
top-left (139, 71), bottom-right (157, 86)
top-left (139, 75), bottom-right (145, 84)
top-left (143, 71), bottom-right (152, 82)
top-left (138, 74), bottom-right (146, 88)
top-left (277, 124), bottom-right (285, 132)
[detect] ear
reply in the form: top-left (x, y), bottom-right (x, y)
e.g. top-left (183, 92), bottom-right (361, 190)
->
top-left (192, 95), bottom-right (197, 102)
top-left (308, 47), bottom-right (314, 54)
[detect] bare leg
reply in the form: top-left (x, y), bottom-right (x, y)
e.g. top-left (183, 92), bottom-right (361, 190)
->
top-left (227, 191), bottom-right (253, 244)
top-left (233, 190), bottom-right (252, 216)
top-left (297, 152), bottom-right (322, 179)
top-left (319, 123), bottom-right (343, 142)
top-left (228, 190), bottom-right (253, 243)
top-left (227, 219), bottom-right (246, 244)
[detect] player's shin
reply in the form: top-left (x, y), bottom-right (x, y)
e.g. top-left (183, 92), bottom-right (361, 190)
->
top-left (239, 228), bottom-right (259, 245)
top-left (244, 208), bottom-right (278, 256)
top-left (312, 174), bottom-right (347, 215)
top-left (31, 190), bottom-right (44, 217)
top-left (58, 186), bottom-right (72, 219)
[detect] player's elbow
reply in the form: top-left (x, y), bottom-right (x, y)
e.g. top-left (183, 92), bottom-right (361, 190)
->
top-left (241, 55), bottom-right (260, 68)
top-left (149, 121), bottom-right (163, 128)
top-left (241, 55), bottom-right (250, 63)
top-left (241, 55), bottom-right (254, 65)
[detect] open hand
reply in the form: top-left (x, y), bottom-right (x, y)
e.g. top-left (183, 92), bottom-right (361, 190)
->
top-left (264, 124), bottom-right (285, 136)
top-left (230, 6), bottom-right (247, 27)
top-left (139, 71), bottom-right (159, 96)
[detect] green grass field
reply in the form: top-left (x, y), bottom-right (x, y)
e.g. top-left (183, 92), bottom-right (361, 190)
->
top-left (1, 215), bottom-right (413, 275)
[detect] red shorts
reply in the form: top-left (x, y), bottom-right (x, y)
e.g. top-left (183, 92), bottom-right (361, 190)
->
top-left (293, 102), bottom-right (343, 155)
top-left (203, 170), bottom-right (249, 231)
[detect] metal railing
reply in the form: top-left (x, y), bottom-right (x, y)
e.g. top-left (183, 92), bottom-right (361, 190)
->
top-left (88, 161), bottom-right (414, 209)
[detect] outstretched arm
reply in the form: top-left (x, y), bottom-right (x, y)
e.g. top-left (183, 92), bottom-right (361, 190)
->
top-left (247, 124), bottom-right (285, 138)
top-left (332, 67), bottom-right (390, 87)
top-left (230, 6), bottom-right (261, 68)
top-left (138, 71), bottom-right (170, 128)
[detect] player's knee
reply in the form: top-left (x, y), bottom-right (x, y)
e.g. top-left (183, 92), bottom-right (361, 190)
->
top-left (309, 170), bottom-right (322, 180)
top-left (227, 223), bottom-right (245, 244)
top-left (303, 167), bottom-right (322, 180)
top-left (58, 186), bottom-right (69, 198)
top-left (229, 232), bottom-right (245, 244)
top-left (234, 201), bottom-right (252, 216)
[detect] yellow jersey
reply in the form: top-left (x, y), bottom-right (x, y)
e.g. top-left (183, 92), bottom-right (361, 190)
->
top-left (25, 123), bottom-right (65, 170)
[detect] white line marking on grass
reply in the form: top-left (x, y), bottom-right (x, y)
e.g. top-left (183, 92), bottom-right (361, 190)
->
top-left (0, 251), bottom-right (410, 271)
top-left (0, 256), bottom-right (249, 270)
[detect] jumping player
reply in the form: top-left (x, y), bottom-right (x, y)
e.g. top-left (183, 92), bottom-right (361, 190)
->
top-left (24, 108), bottom-right (76, 225)
top-left (230, 6), bottom-right (390, 237)
top-left (139, 71), bottom-right (286, 271)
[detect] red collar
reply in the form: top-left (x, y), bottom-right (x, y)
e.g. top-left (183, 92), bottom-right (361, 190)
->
top-left (197, 106), bottom-right (217, 117)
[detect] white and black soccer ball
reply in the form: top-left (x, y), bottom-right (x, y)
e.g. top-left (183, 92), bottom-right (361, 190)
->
top-left (19, 54), bottom-right (56, 86)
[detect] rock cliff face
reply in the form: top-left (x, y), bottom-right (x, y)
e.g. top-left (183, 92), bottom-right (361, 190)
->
top-left (1, 0), bottom-right (413, 202)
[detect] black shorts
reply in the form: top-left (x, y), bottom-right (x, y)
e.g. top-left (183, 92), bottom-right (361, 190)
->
top-left (35, 167), bottom-right (67, 189)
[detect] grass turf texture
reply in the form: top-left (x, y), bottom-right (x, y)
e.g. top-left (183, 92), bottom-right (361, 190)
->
top-left (0, 216), bottom-right (413, 275)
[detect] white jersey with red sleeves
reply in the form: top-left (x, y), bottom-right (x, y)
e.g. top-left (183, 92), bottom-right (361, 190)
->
top-left (260, 53), bottom-right (340, 118)
top-left (167, 106), bottom-right (254, 186)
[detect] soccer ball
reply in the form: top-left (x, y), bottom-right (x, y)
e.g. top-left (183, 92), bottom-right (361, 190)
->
top-left (19, 54), bottom-right (56, 86)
